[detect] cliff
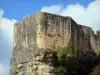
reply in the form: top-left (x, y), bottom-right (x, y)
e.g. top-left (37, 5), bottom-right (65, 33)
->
top-left (10, 12), bottom-right (100, 75)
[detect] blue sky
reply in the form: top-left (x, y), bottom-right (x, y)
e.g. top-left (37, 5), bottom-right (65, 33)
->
top-left (0, 0), bottom-right (100, 75)
top-left (0, 0), bottom-right (94, 21)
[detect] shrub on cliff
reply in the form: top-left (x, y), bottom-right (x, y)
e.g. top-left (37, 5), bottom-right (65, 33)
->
top-left (51, 43), bottom-right (100, 75)
top-left (42, 43), bottom-right (100, 75)
top-left (51, 43), bottom-right (79, 75)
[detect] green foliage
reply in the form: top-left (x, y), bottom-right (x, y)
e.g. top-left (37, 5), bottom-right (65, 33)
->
top-left (54, 66), bottom-right (67, 75)
top-left (51, 43), bottom-right (79, 75)
top-left (13, 64), bottom-right (23, 74)
top-left (51, 43), bottom-right (100, 75)
top-left (56, 43), bottom-right (75, 57)
top-left (51, 51), bottom-right (59, 67)
top-left (14, 69), bottom-right (19, 74)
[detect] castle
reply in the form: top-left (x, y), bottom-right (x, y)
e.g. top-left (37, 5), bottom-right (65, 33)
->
top-left (10, 12), bottom-right (100, 75)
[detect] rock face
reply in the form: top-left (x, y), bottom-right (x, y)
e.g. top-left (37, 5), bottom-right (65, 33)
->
top-left (96, 30), bottom-right (100, 53)
top-left (10, 12), bottom-right (100, 75)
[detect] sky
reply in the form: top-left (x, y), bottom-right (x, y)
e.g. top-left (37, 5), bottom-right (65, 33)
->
top-left (0, 0), bottom-right (100, 75)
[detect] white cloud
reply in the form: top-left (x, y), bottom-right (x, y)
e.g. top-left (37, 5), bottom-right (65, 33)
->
top-left (0, 9), bottom-right (17, 40)
top-left (41, 0), bottom-right (100, 32)
top-left (41, 4), bottom-right (63, 14)
top-left (0, 9), bottom-right (17, 75)
top-left (0, 64), bottom-right (5, 73)
top-left (0, 64), bottom-right (8, 75)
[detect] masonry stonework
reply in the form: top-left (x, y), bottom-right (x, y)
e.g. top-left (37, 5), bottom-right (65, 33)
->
top-left (10, 12), bottom-right (100, 75)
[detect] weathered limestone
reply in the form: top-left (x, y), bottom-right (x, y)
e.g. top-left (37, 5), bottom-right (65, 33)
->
top-left (78, 25), bottom-right (97, 53)
top-left (96, 30), bottom-right (100, 53)
top-left (10, 12), bottom-right (100, 75)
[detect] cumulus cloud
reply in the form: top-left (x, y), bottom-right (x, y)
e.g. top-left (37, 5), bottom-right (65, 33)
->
top-left (41, 0), bottom-right (100, 32)
top-left (41, 5), bottom-right (63, 14)
top-left (0, 64), bottom-right (9, 75)
top-left (0, 9), bottom-right (17, 75)
top-left (0, 9), bottom-right (17, 40)
top-left (0, 64), bottom-right (5, 74)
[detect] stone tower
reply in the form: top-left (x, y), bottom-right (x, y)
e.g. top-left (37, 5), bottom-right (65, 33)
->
top-left (10, 12), bottom-right (100, 75)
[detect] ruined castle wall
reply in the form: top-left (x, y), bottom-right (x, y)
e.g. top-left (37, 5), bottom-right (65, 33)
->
top-left (78, 25), bottom-right (97, 54)
top-left (78, 25), bottom-right (84, 51)
top-left (97, 35), bottom-right (100, 53)
top-left (13, 13), bottom-right (39, 63)
top-left (11, 12), bottom-right (60, 75)
top-left (11, 12), bottom-right (100, 75)
top-left (70, 18), bottom-right (79, 54)
top-left (89, 29), bottom-right (97, 53)
top-left (82, 26), bottom-right (97, 53)
top-left (11, 13), bottom-right (42, 75)
top-left (37, 13), bottom-right (72, 49)
top-left (68, 19), bottom-right (97, 55)
top-left (10, 12), bottom-right (74, 75)
top-left (96, 31), bottom-right (100, 53)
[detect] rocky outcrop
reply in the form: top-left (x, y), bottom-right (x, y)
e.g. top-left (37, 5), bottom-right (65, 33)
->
top-left (10, 12), bottom-right (100, 75)
top-left (96, 30), bottom-right (100, 53)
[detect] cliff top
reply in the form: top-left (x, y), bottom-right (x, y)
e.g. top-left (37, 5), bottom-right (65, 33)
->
top-left (15, 12), bottom-right (99, 34)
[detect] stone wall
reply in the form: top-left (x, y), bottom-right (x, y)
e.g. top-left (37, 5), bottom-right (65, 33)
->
top-left (36, 13), bottom-right (72, 49)
top-left (78, 25), bottom-right (97, 53)
top-left (10, 12), bottom-right (100, 75)
top-left (96, 30), bottom-right (100, 53)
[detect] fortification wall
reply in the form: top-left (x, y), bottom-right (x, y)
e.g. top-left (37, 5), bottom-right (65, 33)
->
top-left (96, 30), bottom-right (100, 53)
top-left (10, 12), bottom-right (100, 75)
top-left (37, 13), bottom-right (72, 49)
top-left (78, 25), bottom-right (97, 53)
top-left (10, 12), bottom-right (42, 75)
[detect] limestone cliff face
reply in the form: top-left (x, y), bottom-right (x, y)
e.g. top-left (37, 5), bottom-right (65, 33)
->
top-left (10, 12), bottom-right (100, 75)
top-left (78, 25), bottom-right (97, 52)
top-left (96, 30), bottom-right (100, 53)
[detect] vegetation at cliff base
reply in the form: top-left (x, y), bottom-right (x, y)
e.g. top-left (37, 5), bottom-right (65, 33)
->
top-left (50, 43), bottom-right (100, 75)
